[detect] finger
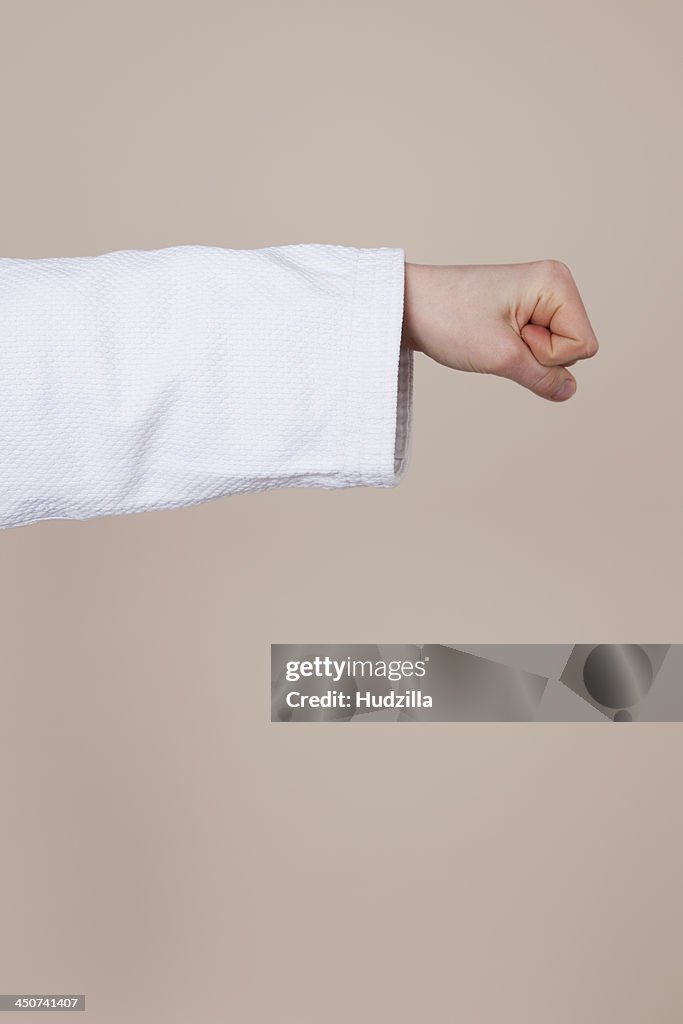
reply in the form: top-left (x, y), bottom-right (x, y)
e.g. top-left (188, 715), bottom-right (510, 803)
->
top-left (499, 338), bottom-right (577, 402)
top-left (525, 262), bottom-right (600, 365)
top-left (520, 323), bottom-right (588, 367)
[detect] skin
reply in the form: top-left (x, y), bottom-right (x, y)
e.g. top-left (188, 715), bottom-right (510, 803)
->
top-left (401, 260), bottom-right (599, 401)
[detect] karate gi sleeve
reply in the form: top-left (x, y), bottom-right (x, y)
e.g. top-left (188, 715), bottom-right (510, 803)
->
top-left (0, 242), bottom-right (413, 529)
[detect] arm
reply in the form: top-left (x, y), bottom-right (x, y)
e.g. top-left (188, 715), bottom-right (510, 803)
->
top-left (0, 246), bottom-right (599, 531)
top-left (0, 243), bottom-right (412, 529)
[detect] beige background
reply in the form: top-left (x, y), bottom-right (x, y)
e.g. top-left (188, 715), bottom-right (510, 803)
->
top-left (1, 0), bottom-right (682, 1020)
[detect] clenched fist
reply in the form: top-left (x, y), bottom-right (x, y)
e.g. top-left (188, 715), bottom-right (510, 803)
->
top-left (402, 259), bottom-right (599, 401)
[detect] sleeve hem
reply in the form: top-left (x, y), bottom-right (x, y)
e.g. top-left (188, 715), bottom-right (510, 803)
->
top-left (344, 246), bottom-right (413, 487)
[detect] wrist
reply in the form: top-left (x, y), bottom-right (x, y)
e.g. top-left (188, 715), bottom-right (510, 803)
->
top-left (401, 262), bottom-right (421, 351)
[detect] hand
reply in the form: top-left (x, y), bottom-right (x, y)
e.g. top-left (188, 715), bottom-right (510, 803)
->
top-left (401, 260), bottom-right (599, 401)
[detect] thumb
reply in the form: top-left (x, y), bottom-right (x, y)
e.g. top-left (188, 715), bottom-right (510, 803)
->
top-left (500, 339), bottom-right (577, 402)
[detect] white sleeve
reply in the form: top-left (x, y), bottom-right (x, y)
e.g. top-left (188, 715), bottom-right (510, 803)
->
top-left (0, 243), bottom-right (413, 529)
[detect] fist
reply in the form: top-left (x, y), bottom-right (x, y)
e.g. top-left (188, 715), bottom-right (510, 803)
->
top-left (402, 259), bottom-right (599, 401)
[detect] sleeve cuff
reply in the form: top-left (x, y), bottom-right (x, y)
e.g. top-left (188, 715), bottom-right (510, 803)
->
top-left (344, 246), bottom-right (414, 487)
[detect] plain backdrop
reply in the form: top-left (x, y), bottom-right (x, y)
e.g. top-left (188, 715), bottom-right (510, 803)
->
top-left (1, 1), bottom-right (682, 1021)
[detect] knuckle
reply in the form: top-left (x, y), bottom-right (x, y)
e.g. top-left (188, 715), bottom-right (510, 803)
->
top-left (576, 336), bottom-right (598, 360)
top-left (533, 366), bottom-right (561, 398)
top-left (543, 258), bottom-right (573, 280)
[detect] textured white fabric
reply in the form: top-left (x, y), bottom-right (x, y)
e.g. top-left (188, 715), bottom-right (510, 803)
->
top-left (0, 243), bottom-right (413, 529)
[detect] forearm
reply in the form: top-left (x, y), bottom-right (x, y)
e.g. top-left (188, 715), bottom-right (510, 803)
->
top-left (400, 262), bottom-right (426, 352)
